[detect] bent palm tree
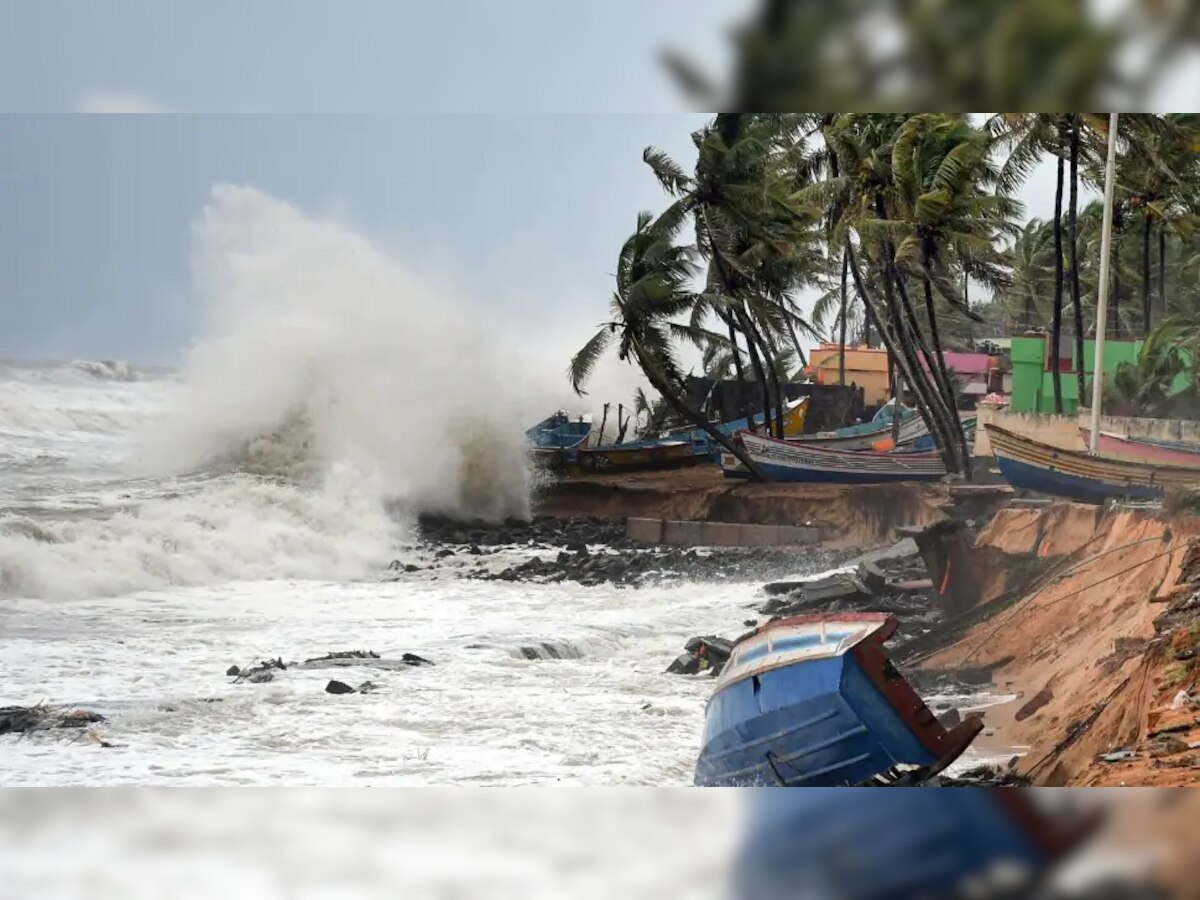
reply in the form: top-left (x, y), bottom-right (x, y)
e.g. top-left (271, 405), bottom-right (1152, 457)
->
top-left (568, 210), bottom-right (767, 479)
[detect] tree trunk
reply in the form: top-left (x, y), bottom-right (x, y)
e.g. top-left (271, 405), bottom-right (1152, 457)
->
top-left (756, 317), bottom-right (789, 439)
top-left (871, 194), bottom-right (962, 471)
top-left (722, 312), bottom-right (753, 430)
top-left (1069, 113), bottom-right (1086, 407)
top-left (632, 345), bottom-right (768, 481)
top-left (839, 248), bottom-right (849, 385)
top-left (1159, 225), bottom-right (1167, 318)
top-left (1142, 212), bottom-right (1153, 336)
top-left (616, 404), bottom-right (629, 444)
top-left (736, 306), bottom-right (779, 439)
top-left (1112, 204), bottom-right (1123, 336)
top-left (847, 242), bottom-right (960, 474)
top-left (598, 404), bottom-right (610, 445)
top-left (1051, 145), bottom-right (1065, 415)
top-left (922, 270), bottom-right (972, 479)
top-left (1142, 211), bottom-right (1152, 338)
top-left (890, 355), bottom-right (901, 444)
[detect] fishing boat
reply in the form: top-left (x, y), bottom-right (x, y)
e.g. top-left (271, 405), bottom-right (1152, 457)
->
top-left (661, 397), bottom-right (809, 460)
top-left (694, 613), bottom-right (983, 787)
top-left (732, 787), bottom-right (1096, 899)
top-left (722, 430), bottom-right (948, 483)
top-left (1080, 428), bottom-right (1200, 467)
top-left (571, 439), bottom-right (699, 473)
top-left (899, 416), bottom-right (978, 454)
top-left (987, 424), bottom-right (1200, 504)
top-left (526, 412), bottom-right (593, 469)
top-left (793, 404), bottom-right (929, 452)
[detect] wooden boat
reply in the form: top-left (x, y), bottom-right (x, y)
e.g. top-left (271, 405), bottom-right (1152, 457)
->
top-left (526, 413), bottom-right (593, 470)
top-left (694, 613), bottom-right (983, 787)
top-left (733, 786), bottom-right (1096, 898)
top-left (571, 439), bottom-right (699, 473)
top-left (793, 406), bottom-right (928, 452)
top-left (1080, 427), bottom-right (1200, 467)
top-left (662, 397), bottom-right (809, 460)
top-left (987, 424), bottom-right (1200, 504)
top-left (900, 416), bottom-right (977, 454)
top-left (722, 430), bottom-right (948, 483)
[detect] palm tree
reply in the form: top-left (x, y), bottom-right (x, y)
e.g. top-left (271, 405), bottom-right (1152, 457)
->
top-left (568, 210), bottom-right (766, 478)
top-left (644, 114), bottom-right (823, 438)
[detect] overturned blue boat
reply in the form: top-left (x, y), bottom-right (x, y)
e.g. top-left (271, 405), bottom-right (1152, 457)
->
top-left (694, 613), bottom-right (983, 787)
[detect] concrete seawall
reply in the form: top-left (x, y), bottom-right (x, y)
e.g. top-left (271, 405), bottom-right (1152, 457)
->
top-left (627, 517), bottom-right (821, 548)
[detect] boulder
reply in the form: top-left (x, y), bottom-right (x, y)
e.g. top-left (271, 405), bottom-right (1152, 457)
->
top-left (325, 680), bottom-right (356, 695)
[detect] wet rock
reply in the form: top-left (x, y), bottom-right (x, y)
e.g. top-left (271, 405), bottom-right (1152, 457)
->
top-left (667, 636), bottom-right (734, 676)
top-left (1, 705), bottom-right (105, 735)
top-left (435, 548), bottom-right (455, 559)
top-left (305, 650), bottom-right (380, 664)
top-left (325, 680), bottom-right (356, 695)
top-left (401, 653), bottom-right (435, 667)
top-left (233, 657), bottom-right (287, 683)
top-left (357, 681), bottom-right (380, 694)
top-left (517, 642), bottom-right (582, 661)
top-left (743, 619), bottom-right (758, 628)
top-left (226, 665), bottom-right (241, 677)
top-left (938, 708), bottom-right (962, 729)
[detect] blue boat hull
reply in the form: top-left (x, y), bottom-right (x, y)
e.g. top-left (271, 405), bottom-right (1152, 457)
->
top-left (750, 460), bottom-right (945, 484)
top-left (995, 454), bottom-right (1163, 505)
top-left (696, 654), bottom-right (938, 787)
top-left (733, 790), bottom-right (1074, 900)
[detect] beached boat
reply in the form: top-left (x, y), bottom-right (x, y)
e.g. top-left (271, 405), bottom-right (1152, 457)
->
top-left (571, 439), bottom-right (699, 473)
top-left (1080, 428), bottom-right (1200, 467)
top-left (987, 424), bottom-right (1200, 504)
top-left (791, 404), bottom-right (928, 451)
top-left (526, 412), bottom-right (593, 469)
top-left (732, 787), bottom-right (1095, 899)
top-left (901, 416), bottom-right (977, 453)
top-left (694, 613), bottom-right (983, 787)
top-left (662, 397), bottom-right (809, 460)
top-left (722, 430), bottom-right (948, 483)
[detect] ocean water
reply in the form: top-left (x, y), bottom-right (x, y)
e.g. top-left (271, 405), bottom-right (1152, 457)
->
top-left (0, 186), bottom-right (1003, 787)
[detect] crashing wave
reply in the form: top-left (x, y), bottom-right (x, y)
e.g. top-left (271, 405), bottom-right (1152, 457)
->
top-left (69, 360), bottom-right (142, 382)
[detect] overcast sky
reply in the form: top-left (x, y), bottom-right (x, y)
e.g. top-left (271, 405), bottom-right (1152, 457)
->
top-left (0, 0), bottom-right (1176, 366)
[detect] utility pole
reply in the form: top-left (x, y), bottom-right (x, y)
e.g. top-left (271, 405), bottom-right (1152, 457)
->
top-left (1089, 113), bottom-right (1119, 455)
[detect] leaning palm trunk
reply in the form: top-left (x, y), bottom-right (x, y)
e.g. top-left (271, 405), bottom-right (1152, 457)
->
top-left (721, 312), bottom-right (754, 430)
top-left (921, 274), bottom-right (972, 479)
top-left (1159, 225), bottom-right (1167, 316)
top-left (1051, 145), bottom-right (1066, 415)
top-left (847, 243), bottom-right (961, 474)
top-left (759, 324), bottom-right (790, 440)
top-left (839, 248), bottom-right (849, 385)
top-left (632, 344), bottom-right (767, 481)
top-left (1142, 213), bottom-right (1153, 336)
top-left (1069, 114), bottom-right (1086, 406)
top-left (870, 195), bottom-right (962, 472)
top-left (735, 307), bottom-right (780, 438)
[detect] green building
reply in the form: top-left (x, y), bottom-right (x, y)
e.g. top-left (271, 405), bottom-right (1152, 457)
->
top-left (1009, 335), bottom-right (1143, 415)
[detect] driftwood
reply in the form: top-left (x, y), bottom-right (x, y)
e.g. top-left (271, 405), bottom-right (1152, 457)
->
top-left (1, 703), bottom-right (105, 736)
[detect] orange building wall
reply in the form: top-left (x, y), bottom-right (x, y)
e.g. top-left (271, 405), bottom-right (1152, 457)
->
top-left (809, 344), bottom-right (891, 405)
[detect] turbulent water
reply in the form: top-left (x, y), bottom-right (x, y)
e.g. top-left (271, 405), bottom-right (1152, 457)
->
top-left (0, 186), bottom-right (828, 786)
top-left (1, 187), bottom-right (1006, 786)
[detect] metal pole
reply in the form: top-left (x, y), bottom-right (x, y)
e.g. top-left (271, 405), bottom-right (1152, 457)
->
top-left (1089, 112), bottom-right (1119, 455)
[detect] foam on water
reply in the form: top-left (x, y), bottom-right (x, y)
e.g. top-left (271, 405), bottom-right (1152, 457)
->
top-left (0, 185), bottom-right (592, 600)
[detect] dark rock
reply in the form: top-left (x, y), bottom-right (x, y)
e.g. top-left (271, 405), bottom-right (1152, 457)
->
top-left (325, 680), bottom-right (356, 695)
top-left (743, 619), bottom-right (759, 628)
top-left (666, 652), bottom-right (702, 675)
top-left (401, 653), bottom-right (435, 667)
top-left (404, 564), bottom-right (420, 573)
top-left (357, 681), bottom-right (380, 694)
top-left (226, 665), bottom-right (241, 677)
top-left (938, 707), bottom-right (962, 729)
top-left (435, 548), bottom-right (455, 559)
top-left (1, 705), bottom-right (105, 735)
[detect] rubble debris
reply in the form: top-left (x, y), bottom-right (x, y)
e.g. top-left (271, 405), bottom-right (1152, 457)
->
top-left (1, 704), bottom-right (105, 735)
top-left (304, 650), bottom-right (381, 664)
top-left (1099, 749), bottom-right (1137, 763)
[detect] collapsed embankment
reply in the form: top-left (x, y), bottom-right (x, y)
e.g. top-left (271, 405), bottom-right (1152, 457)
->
top-left (536, 468), bottom-right (950, 549)
top-left (918, 501), bottom-right (1200, 786)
